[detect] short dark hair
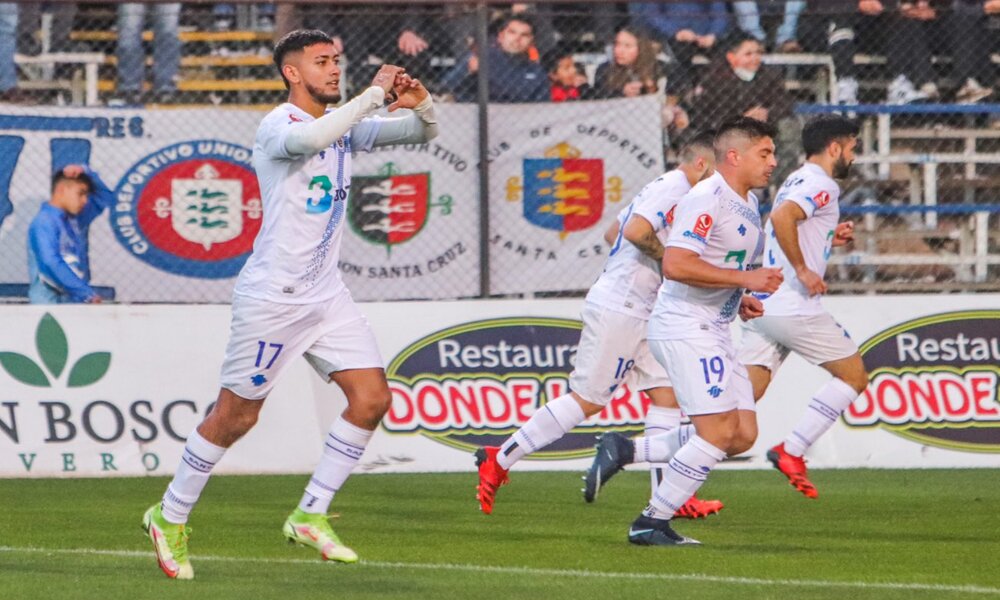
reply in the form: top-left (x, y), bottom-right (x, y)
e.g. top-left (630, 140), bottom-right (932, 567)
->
top-left (802, 115), bottom-right (860, 157)
top-left (51, 169), bottom-right (92, 194)
top-left (724, 33), bottom-right (762, 54)
top-left (715, 117), bottom-right (777, 159)
top-left (679, 129), bottom-right (717, 163)
top-left (273, 29), bottom-right (335, 89)
top-left (545, 43), bottom-right (580, 73)
top-left (497, 13), bottom-right (534, 36)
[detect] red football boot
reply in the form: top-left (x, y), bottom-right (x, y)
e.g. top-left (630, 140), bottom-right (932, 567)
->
top-left (674, 495), bottom-right (725, 519)
top-left (767, 443), bottom-right (818, 499)
top-left (475, 446), bottom-right (510, 514)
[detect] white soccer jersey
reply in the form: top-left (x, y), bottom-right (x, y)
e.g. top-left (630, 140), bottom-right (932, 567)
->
top-left (585, 169), bottom-right (691, 319)
top-left (233, 103), bottom-right (383, 303)
top-left (760, 163), bottom-right (841, 316)
top-left (648, 171), bottom-right (765, 340)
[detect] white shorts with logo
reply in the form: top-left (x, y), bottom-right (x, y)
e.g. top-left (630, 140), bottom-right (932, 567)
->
top-left (648, 335), bottom-right (754, 416)
top-left (738, 312), bottom-right (858, 374)
top-left (219, 292), bottom-right (384, 400)
top-left (569, 303), bottom-right (671, 406)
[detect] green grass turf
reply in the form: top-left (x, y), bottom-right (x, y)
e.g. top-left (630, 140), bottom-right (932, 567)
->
top-left (1, 469), bottom-right (998, 599)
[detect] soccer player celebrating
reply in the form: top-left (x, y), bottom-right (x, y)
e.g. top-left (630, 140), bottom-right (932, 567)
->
top-left (141, 29), bottom-right (438, 580)
top-left (475, 132), bottom-right (723, 519)
top-left (620, 117), bottom-right (783, 546)
top-left (738, 115), bottom-right (866, 499)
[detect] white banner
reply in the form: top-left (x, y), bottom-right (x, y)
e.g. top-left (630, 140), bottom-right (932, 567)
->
top-left (0, 104), bottom-right (480, 303)
top-left (1, 296), bottom-right (998, 478)
top-left (487, 96), bottom-right (666, 294)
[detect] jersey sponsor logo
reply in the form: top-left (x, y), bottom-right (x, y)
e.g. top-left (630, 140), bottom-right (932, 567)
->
top-left (809, 191), bottom-right (831, 209)
top-left (383, 318), bottom-right (650, 458)
top-left (664, 205), bottom-right (676, 226)
top-left (348, 163), bottom-right (452, 251)
top-left (683, 213), bottom-right (713, 243)
top-left (111, 140), bottom-right (261, 278)
top-left (844, 310), bottom-right (1000, 452)
top-left (693, 213), bottom-right (713, 237)
top-left (506, 142), bottom-right (622, 239)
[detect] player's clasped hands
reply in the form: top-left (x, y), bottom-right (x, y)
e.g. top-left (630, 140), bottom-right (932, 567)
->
top-left (745, 266), bottom-right (784, 294)
top-left (371, 64), bottom-right (405, 95)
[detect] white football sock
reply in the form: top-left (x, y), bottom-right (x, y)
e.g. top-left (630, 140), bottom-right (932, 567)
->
top-left (161, 429), bottom-right (226, 524)
top-left (642, 406), bottom-right (681, 493)
top-left (634, 424), bottom-right (694, 464)
top-left (784, 377), bottom-right (858, 457)
top-left (299, 417), bottom-right (374, 514)
top-left (643, 435), bottom-right (726, 520)
top-left (496, 394), bottom-right (586, 470)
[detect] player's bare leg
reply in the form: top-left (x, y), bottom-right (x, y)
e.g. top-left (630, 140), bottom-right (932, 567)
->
top-left (145, 388), bottom-right (265, 579)
top-left (285, 368), bottom-right (391, 563)
top-left (476, 391), bottom-right (602, 514)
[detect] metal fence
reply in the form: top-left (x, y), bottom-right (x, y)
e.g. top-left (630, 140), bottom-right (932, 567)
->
top-left (2, 0), bottom-right (999, 303)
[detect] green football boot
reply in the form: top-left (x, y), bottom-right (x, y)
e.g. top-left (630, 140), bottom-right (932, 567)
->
top-left (142, 504), bottom-right (193, 580)
top-left (283, 508), bottom-right (359, 563)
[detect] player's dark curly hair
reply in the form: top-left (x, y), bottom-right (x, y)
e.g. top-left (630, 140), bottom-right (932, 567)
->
top-left (273, 29), bottom-right (335, 89)
top-left (802, 115), bottom-right (859, 157)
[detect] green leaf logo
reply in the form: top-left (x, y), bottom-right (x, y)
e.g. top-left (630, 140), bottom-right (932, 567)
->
top-left (0, 313), bottom-right (111, 388)
top-left (36, 313), bottom-right (68, 378)
top-left (67, 352), bottom-right (112, 388)
top-left (0, 352), bottom-right (50, 387)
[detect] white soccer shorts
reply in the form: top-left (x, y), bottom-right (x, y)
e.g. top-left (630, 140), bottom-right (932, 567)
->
top-left (738, 312), bottom-right (859, 374)
top-left (219, 291), bottom-right (384, 400)
top-left (648, 335), bottom-right (754, 416)
top-left (569, 303), bottom-right (671, 407)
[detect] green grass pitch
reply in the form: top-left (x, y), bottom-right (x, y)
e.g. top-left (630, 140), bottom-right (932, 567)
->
top-left (1, 469), bottom-right (998, 599)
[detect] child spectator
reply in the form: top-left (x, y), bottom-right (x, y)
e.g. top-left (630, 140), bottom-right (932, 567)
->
top-left (548, 46), bottom-right (594, 101)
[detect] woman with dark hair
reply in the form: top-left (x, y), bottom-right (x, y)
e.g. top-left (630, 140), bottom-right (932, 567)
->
top-left (592, 27), bottom-right (669, 98)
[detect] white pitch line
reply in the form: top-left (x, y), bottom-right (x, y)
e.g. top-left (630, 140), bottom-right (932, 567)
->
top-left (1, 545), bottom-right (998, 596)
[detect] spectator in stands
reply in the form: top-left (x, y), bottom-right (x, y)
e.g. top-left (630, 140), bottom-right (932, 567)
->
top-left (693, 34), bottom-right (798, 182)
top-left (16, 2), bottom-right (78, 55)
top-left (733, 1), bottom-right (807, 52)
top-left (113, 3), bottom-right (181, 105)
top-left (0, 3), bottom-right (19, 102)
top-left (548, 45), bottom-right (594, 101)
top-left (799, 0), bottom-right (863, 105)
top-left (442, 13), bottom-right (549, 103)
top-left (944, 0), bottom-right (994, 103)
top-left (592, 26), bottom-right (670, 99)
top-left (27, 165), bottom-right (113, 304)
top-left (627, 1), bottom-right (730, 92)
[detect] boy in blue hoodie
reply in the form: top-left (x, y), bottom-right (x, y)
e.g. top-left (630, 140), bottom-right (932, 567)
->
top-left (27, 165), bottom-right (113, 304)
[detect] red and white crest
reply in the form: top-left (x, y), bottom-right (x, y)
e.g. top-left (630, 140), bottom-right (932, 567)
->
top-left (693, 213), bottom-right (713, 238)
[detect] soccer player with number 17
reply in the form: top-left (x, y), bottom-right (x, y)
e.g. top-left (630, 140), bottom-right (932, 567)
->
top-left (141, 29), bottom-right (438, 579)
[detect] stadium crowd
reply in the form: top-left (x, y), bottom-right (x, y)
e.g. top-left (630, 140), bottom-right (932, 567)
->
top-left (1, 1), bottom-right (999, 150)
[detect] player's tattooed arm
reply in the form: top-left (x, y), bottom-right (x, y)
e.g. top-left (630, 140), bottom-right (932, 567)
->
top-left (623, 215), bottom-right (664, 261)
top-left (770, 200), bottom-right (826, 296)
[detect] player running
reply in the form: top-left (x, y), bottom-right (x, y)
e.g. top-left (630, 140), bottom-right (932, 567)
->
top-left (475, 132), bottom-right (724, 519)
top-left (596, 117), bottom-right (783, 546)
top-left (141, 29), bottom-right (438, 579)
top-left (739, 115), bottom-right (866, 499)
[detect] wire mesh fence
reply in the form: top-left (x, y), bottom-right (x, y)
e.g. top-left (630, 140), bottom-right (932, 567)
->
top-left (1, 0), bottom-right (999, 303)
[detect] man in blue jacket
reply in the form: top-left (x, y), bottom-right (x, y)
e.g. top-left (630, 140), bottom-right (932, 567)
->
top-left (27, 165), bottom-right (113, 304)
top-left (443, 13), bottom-right (549, 103)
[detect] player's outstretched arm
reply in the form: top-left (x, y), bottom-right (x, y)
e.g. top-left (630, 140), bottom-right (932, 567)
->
top-left (770, 201), bottom-right (826, 296)
top-left (663, 247), bottom-right (783, 293)
top-left (284, 65), bottom-right (403, 156)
